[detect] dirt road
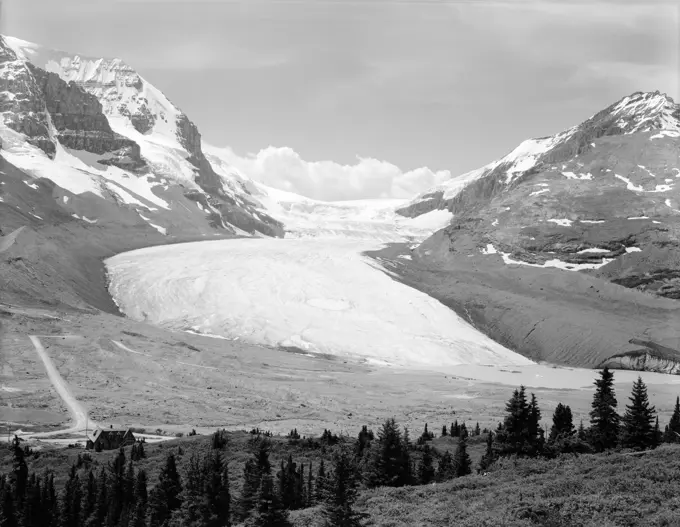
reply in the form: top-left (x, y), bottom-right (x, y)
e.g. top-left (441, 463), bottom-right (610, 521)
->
top-left (24, 336), bottom-right (96, 438)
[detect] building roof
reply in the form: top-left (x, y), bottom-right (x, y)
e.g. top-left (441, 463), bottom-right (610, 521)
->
top-left (87, 426), bottom-right (134, 443)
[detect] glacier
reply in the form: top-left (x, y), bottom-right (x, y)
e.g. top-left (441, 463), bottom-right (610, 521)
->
top-left (106, 237), bottom-right (533, 369)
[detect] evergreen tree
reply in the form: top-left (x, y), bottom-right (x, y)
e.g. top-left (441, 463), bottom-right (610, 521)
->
top-left (496, 386), bottom-right (542, 455)
top-left (451, 421), bottom-right (459, 437)
top-left (577, 420), bottom-right (587, 441)
top-left (366, 419), bottom-right (411, 488)
top-left (0, 484), bottom-right (17, 527)
top-left (306, 463), bottom-right (314, 508)
top-left (589, 367), bottom-right (620, 451)
top-left (133, 470), bottom-right (148, 510)
top-left (81, 470), bottom-right (97, 524)
top-left (459, 423), bottom-right (469, 440)
top-left (321, 450), bottom-right (363, 527)
top-left (528, 393), bottom-right (541, 440)
top-left (85, 469), bottom-right (107, 527)
top-left (453, 437), bottom-right (472, 477)
top-left (148, 454), bottom-right (182, 527)
top-left (664, 396), bottom-right (680, 443)
top-left (107, 447), bottom-right (128, 525)
top-left (356, 426), bottom-right (373, 458)
top-left (441, 425), bottom-right (447, 437)
top-left (548, 403), bottom-right (575, 443)
top-left (436, 451), bottom-right (454, 482)
top-left (238, 440), bottom-right (272, 521)
top-left (61, 465), bottom-right (82, 527)
top-left (10, 436), bottom-right (28, 502)
top-left (474, 422), bottom-right (481, 436)
top-left (249, 474), bottom-right (291, 527)
top-left (621, 376), bottom-right (656, 450)
top-left (128, 504), bottom-right (147, 527)
top-left (314, 460), bottom-right (329, 504)
top-left (416, 445), bottom-right (435, 485)
top-left (478, 432), bottom-right (496, 472)
top-left (652, 416), bottom-right (662, 448)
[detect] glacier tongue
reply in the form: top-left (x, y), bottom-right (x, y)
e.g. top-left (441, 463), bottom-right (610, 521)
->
top-left (106, 238), bottom-right (533, 368)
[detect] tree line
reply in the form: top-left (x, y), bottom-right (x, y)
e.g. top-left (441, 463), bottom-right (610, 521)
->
top-left (1, 367), bottom-right (679, 526)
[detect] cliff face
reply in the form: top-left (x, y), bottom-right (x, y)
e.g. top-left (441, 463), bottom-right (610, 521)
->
top-left (600, 339), bottom-right (680, 374)
top-left (29, 64), bottom-right (146, 170)
top-left (0, 39), bottom-right (55, 157)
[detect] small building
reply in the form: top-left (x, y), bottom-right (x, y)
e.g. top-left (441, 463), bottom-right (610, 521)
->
top-left (86, 426), bottom-right (136, 451)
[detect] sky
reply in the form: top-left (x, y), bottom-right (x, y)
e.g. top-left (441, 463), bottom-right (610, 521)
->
top-left (3, 0), bottom-right (679, 201)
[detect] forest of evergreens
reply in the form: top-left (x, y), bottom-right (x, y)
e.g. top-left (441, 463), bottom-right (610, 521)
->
top-left (1, 368), bottom-right (679, 526)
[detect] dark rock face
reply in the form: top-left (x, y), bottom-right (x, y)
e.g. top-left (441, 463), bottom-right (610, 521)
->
top-left (29, 65), bottom-right (146, 170)
top-left (0, 37), bottom-right (56, 157)
top-left (176, 114), bottom-right (285, 237)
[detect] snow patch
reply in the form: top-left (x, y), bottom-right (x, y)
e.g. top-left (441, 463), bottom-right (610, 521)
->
top-left (577, 248), bottom-right (609, 254)
top-left (548, 218), bottom-right (572, 227)
top-left (530, 189), bottom-right (550, 197)
top-left (562, 171), bottom-right (592, 180)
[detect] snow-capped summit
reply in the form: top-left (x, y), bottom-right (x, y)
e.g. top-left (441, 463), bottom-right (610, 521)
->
top-left (399, 91), bottom-right (680, 219)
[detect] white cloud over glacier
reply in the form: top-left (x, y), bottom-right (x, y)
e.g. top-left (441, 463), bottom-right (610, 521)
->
top-left (214, 145), bottom-right (452, 201)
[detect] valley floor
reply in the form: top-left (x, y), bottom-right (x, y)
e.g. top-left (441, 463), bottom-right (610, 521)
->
top-left (2, 296), bottom-right (680, 446)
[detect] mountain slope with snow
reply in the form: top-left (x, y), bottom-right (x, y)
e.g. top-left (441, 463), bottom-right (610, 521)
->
top-left (387, 91), bottom-right (680, 368)
top-left (1, 35), bottom-right (283, 238)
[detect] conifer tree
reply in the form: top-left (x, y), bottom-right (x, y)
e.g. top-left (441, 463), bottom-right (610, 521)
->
top-left (85, 469), bottom-right (107, 527)
top-left (621, 376), bottom-right (656, 450)
top-left (133, 470), bottom-right (148, 510)
top-left (548, 403), bottom-right (575, 442)
top-left (314, 460), bottom-right (329, 504)
top-left (478, 432), bottom-right (496, 472)
top-left (436, 451), bottom-right (454, 482)
top-left (148, 454), bottom-right (182, 527)
top-left (10, 436), bottom-right (28, 502)
top-left (366, 419), bottom-right (411, 488)
top-left (250, 474), bottom-right (291, 527)
top-left (664, 396), bottom-right (680, 443)
top-left (451, 421), bottom-right (459, 437)
top-left (417, 445), bottom-right (435, 485)
top-left (459, 423), bottom-right (469, 440)
top-left (0, 484), bottom-right (17, 527)
top-left (357, 426), bottom-right (373, 458)
top-left (528, 393), bottom-right (541, 440)
top-left (238, 439), bottom-right (272, 521)
top-left (453, 437), bottom-right (472, 477)
top-left (321, 450), bottom-right (363, 527)
top-left (306, 463), bottom-right (314, 507)
top-left (441, 425), bottom-right (447, 437)
top-left (81, 470), bottom-right (97, 523)
top-left (589, 367), bottom-right (620, 451)
top-left (61, 465), bottom-right (82, 527)
top-left (577, 420), bottom-right (587, 441)
top-left (474, 422), bottom-right (481, 436)
top-left (652, 416), bottom-right (662, 448)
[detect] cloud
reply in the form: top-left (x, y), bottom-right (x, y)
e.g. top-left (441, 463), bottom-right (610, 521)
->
top-left (214, 146), bottom-right (451, 201)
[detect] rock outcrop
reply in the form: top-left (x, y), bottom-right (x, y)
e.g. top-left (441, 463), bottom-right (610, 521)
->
top-left (0, 38), bottom-right (55, 157)
top-left (599, 339), bottom-right (680, 375)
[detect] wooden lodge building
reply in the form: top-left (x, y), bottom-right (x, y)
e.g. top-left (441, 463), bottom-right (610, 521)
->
top-left (86, 426), bottom-right (136, 451)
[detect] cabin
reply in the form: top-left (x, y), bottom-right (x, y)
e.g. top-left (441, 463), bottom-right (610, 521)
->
top-left (86, 426), bottom-right (136, 451)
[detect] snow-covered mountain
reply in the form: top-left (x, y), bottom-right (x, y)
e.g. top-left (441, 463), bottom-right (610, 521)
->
top-left (0, 35), bottom-right (283, 238)
top-left (402, 90), bottom-right (680, 298)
